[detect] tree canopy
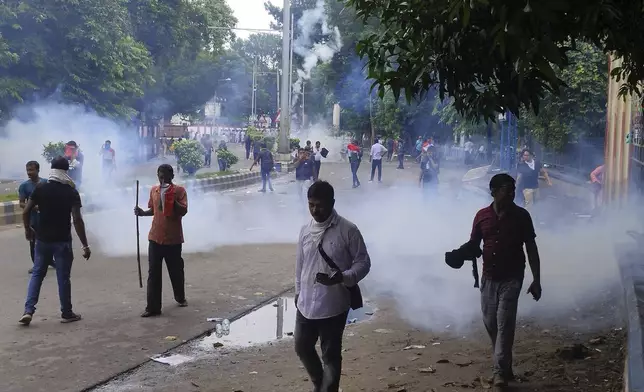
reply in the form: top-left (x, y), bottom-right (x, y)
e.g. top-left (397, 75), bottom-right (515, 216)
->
top-left (0, 0), bottom-right (237, 121)
top-left (346, 0), bottom-right (637, 123)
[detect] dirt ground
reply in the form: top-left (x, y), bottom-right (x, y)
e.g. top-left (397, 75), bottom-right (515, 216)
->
top-left (94, 293), bottom-right (625, 392)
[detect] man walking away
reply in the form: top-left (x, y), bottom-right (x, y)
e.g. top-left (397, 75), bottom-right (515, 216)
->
top-left (313, 141), bottom-right (323, 181)
top-left (19, 161), bottom-right (49, 274)
top-left (386, 138), bottom-right (394, 161)
top-left (134, 164), bottom-right (189, 317)
top-left (253, 139), bottom-right (261, 162)
top-left (369, 138), bottom-right (387, 183)
top-left (202, 135), bottom-right (213, 167)
top-left (295, 149), bottom-right (315, 201)
top-left (295, 181), bottom-right (371, 392)
top-left (19, 156), bottom-right (91, 326)
top-left (415, 136), bottom-right (422, 162)
top-left (469, 173), bottom-right (542, 387)
top-left (244, 134), bottom-right (252, 160)
top-left (397, 138), bottom-right (405, 169)
top-left (347, 140), bottom-right (362, 188)
top-left (419, 147), bottom-right (439, 199)
top-left (250, 143), bottom-right (275, 192)
top-left (516, 149), bottom-right (551, 209)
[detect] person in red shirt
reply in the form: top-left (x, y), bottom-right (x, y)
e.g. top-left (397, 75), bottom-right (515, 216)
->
top-left (470, 173), bottom-right (542, 387)
top-left (134, 164), bottom-right (189, 317)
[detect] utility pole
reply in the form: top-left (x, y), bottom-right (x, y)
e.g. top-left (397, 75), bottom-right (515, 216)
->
top-left (276, 70), bottom-right (280, 115)
top-left (251, 57), bottom-right (257, 120)
top-left (301, 81), bottom-right (305, 127)
top-left (278, 0), bottom-right (291, 154)
top-left (288, 14), bottom-right (294, 111)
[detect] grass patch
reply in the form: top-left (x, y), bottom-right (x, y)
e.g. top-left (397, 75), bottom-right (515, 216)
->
top-left (194, 170), bottom-right (238, 179)
top-left (0, 192), bottom-right (19, 202)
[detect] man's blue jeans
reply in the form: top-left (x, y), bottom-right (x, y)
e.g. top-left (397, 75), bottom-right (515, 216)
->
top-left (25, 241), bottom-right (74, 317)
top-left (261, 169), bottom-right (273, 191)
top-left (350, 160), bottom-right (360, 187)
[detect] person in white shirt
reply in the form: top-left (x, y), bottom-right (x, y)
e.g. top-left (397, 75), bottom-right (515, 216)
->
top-left (313, 141), bottom-right (323, 181)
top-left (295, 181), bottom-right (371, 392)
top-left (369, 138), bottom-right (388, 182)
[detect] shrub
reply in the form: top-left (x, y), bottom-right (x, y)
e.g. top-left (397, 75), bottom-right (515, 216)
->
top-left (289, 138), bottom-right (300, 150)
top-left (173, 139), bottom-right (205, 174)
top-left (216, 148), bottom-right (239, 168)
top-left (246, 126), bottom-right (276, 150)
top-left (42, 142), bottom-right (66, 163)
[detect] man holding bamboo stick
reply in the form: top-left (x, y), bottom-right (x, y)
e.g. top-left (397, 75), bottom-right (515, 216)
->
top-left (134, 164), bottom-right (189, 318)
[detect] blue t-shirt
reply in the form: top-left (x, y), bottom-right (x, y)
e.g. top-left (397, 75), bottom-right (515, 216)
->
top-left (18, 178), bottom-right (48, 227)
top-left (296, 158), bottom-right (314, 181)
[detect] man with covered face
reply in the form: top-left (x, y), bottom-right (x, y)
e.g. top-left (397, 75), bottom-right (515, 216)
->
top-left (294, 181), bottom-right (371, 392)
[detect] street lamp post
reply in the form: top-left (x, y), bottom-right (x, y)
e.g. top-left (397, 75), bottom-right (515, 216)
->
top-left (278, 0), bottom-right (291, 154)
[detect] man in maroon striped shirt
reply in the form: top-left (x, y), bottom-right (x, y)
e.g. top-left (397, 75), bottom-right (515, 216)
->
top-left (470, 173), bottom-right (542, 387)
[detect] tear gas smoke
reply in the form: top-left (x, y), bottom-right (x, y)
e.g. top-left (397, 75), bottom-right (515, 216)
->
top-left (0, 102), bottom-right (149, 187)
top-left (291, 0), bottom-right (342, 110)
top-left (0, 102), bottom-right (626, 335)
top-left (293, 122), bottom-right (349, 162)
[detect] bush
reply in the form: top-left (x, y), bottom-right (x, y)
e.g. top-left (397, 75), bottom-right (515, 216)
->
top-left (289, 138), bottom-right (300, 150)
top-left (42, 142), bottom-right (66, 163)
top-left (246, 126), bottom-right (276, 150)
top-left (216, 148), bottom-right (238, 167)
top-left (173, 139), bottom-right (205, 174)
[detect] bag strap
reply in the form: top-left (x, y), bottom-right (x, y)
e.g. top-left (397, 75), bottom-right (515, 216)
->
top-left (317, 230), bottom-right (340, 271)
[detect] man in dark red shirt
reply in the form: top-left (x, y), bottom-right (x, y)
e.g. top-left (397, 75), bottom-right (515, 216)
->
top-left (470, 173), bottom-right (542, 387)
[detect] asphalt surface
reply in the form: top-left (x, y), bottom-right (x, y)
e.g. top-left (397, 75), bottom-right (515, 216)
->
top-left (0, 158), bottom-right (598, 392)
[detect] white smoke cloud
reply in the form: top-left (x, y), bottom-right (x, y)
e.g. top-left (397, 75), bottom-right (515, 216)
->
top-left (291, 0), bottom-right (343, 111)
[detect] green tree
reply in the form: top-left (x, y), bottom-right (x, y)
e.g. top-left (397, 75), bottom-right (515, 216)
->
top-left (0, 0), bottom-right (153, 119)
top-left (521, 43), bottom-right (608, 150)
top-left (347, 0), bottom-right (641, 122)
top-left (128, 0), bottom-right (236, 122)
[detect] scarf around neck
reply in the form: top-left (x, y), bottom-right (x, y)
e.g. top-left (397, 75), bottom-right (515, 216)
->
top-left (309, 209), bottom-right (337, 246)
top-left (48, 169), bottom-right (75, 188)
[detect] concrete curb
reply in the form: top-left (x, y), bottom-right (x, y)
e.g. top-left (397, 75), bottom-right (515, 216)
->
top-left (0, 163), bottom-right (295, 227)
top-left (618, 249), bottom-right (644, 392)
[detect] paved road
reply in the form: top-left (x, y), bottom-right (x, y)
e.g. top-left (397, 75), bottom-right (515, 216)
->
top-left (0, 160), bottom-right (440, 392)
top-left (0, 159), bottom-right (595, 392)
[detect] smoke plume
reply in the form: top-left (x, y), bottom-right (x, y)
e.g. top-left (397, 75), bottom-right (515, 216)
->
top-left (291, 0), bottom-right (342, 110)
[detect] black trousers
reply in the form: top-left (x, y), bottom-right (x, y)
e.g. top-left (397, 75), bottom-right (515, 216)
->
top-left (294, 310), bottom-right (348, 392)
top-left (146, 241), bottom-right (186, 313)
top-left (313, 160), bottom-right (322, 181)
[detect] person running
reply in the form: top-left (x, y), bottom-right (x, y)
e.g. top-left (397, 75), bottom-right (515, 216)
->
top-left (250, 143), bottom-right (275, 192)
top-left (347, 140), bottom-right (362, 188)
top-left (469, 173), bottom-right (542, 387)
top-left (19, 156), bottom-right (91, 326)
top-left (134, 164), bottom-right (189, 317)
top-left (369, 138), bottom-right (387, 183)
top-left (295, 181), bottom-right (371, 392)
top-left (18, 161), bottom-right (49, 274)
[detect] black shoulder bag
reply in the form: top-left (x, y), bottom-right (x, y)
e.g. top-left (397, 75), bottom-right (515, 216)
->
top-left (317, 233), bottom-right (364, 310)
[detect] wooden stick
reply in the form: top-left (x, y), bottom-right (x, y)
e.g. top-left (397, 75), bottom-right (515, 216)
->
top-left (136, 180), bottom-right (143, 288)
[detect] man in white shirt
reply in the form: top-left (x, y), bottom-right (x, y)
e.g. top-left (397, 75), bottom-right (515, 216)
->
top-left (295, 181), bottom-right (371, 392)
top-left (313, 140), bottom-right (323, 181)
top-left (369, 138), bottom-right (388, 182)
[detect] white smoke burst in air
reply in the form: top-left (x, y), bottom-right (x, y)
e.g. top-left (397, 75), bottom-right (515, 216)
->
top-left (291, 0), bottom-right (342, 111)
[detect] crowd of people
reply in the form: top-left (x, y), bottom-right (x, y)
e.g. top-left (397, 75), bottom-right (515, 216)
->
top-left (13, 132), bottom-right (554, 392)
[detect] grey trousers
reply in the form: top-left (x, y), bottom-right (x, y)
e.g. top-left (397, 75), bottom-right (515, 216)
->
top-left (480, 277), bottom-right (522, 377)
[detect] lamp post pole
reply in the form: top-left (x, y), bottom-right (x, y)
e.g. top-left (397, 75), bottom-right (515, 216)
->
top-left (278, 0), bottom-right (291, 154)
